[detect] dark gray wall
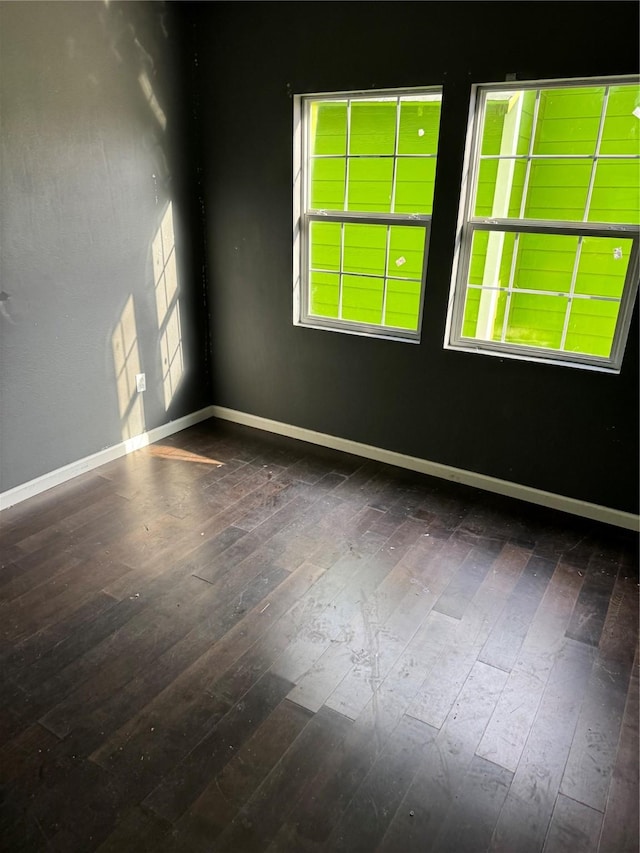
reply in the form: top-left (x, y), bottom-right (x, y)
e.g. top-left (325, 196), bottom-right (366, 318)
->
top-left (197, 1), bottom-right (639, 514)
top-left (0, 1), bottom-right (209, 493)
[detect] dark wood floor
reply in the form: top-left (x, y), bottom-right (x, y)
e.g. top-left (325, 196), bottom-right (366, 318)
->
top-left (0, 420), bottom-right (638, 853)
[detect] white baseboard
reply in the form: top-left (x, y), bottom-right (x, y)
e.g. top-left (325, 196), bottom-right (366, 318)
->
top-left (211, 405), bottom-right (640, 532)
top-left (0, 406), bottom-right (217, 511)
top-left (3, 403), bottom-right (637, 532)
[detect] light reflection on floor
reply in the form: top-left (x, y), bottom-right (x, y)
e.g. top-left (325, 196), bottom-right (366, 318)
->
top-left (146, 445), bottom-right (224, 466)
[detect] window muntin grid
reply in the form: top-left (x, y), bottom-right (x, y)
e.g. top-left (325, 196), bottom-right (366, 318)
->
top-left (299, 89), bottom-right (442, 338)
top-left (472, 85), bottom-right (640, 225)
top-left (308, 221), bottom-right (427, 330)
top-left (461, 230), bottom-right (634, 357)
top-left (308, 94), bottom-right (441, 216)
top-left (449, 77), bottom-right (640, 371)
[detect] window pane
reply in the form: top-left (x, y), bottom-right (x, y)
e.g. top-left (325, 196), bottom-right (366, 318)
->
top-left (452, 80), bottom-right (638, 366)
top-left (462, 229), bottom-right (630, 357)
top-left (475, 85), bottom-right (640, 223)
top-left (474, 159), bottom-right (499, 216)
top-left (526, 159), bottom-right (592, 220)
top-left (474, 159), bottom-right (527, 218)
top-left (394, 158), bottom-right (436, 214)
top-left (342, 275), bottom-right (384, 324)
top-left (480, 95), bottom-right (511, 155)
top-left (385, 279), bottom-right (421, 330)
top-left (310, 158), bottom-right (345, 210)
top-left (300, 90), bottom-right (441, 338)
top-left (601, 85), bottom-right (640, 155)
top-left (311, 101), bottom-right (347, 156)
top-left (574, 236), bottom-right (632, 297)
top-left (349, 101), bottom-right (396, 156)
top-left (534, 87), bottom-right (604, 155)
top-left (309, 272), bottom-right (340, 318)
top-left (480, 91), bottom-right (537, 156)
top-left (462, 230), bottom-right (514, 340)
top-left (343, 224), bottom-right (386, 276)
top-left (516, 91), bottom-right (538, 155)
top-left (588, 159), bottom-right (640, 224)
top-left (507, 160), bottom-right (528, 216)
top-left (468, 229), bottom-right (516, 290)
top-left (505, 293), bottom-right (568, 349)
top-left (461, 287), bottom-right (508, 340)
top-left (462, 288), bottom-right (481, 337)
top-left (468, 230), bottom-right (490, 285)
top-left (397, 98), bottom-right (441, 155)
top-left (386, 226), bottom-right (426, 279)
top-left (565, 299), bottom-right (619, 357)
top-left (347, 158), bottom-right (393, 212)
top-left (310, 221), bottom-right (341, 271)
top-left (514, 233), bottom-right (578, 293)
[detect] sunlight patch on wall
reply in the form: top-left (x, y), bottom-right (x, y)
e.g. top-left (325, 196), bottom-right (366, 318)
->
top-left (112, 294), bottom-right (145, 440)
top-left (153, 202), bottom-right (184, 410)
top-left (139, 70), bottom-right (167, 132)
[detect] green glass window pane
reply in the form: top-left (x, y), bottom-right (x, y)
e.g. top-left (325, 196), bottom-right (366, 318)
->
top-left (507, 160), bottom-right (528, 217)
top-left (394, 158), bottom-right (436, 214)
top-left (310, 158), bottom-right (345, 210)
top-left (493, 291), bottom-right (508, 341)
top-left (384, 279), bottom-right (421, 330)
top-left (462, 288), bottom-right (481, 337)
top-left (526, 159), bottom-right (592, 220)
top-left (343, 224), bottom-right (386, 276)
top-left (474, 160), bottom-right (499, 217)
top-left (461, 287), bottom-right (508, 341)
top-left (386, 226), bottom-right (426, 279)
top-left (533, 87), bottom-right (604, 155)
top-left (347, 158), bottom-right (393, 212)
top-left (574, 237), bottom-right (632, 297)
top-left (565, 298), bottom-right (619, 357)
top-left (588, 159), bottom-right (640, 224)
top-left (463, 230), bottom-right (514, 340)
top-left (397, 98), bottom-right (441, 155)
top-left (311, 101), bottom-right (347, 156)
top-left (480, 96), bottom-right (511, 155)
top-left (474, 159), bottom-right (527, 218)
top-left (462, 84), bottom-right (638, 358)
top-left (309, 272), bottom-right (340, 318)
top-left (341, 274), bottom-right (383, 324)
top-left (468, 231), bottom-right (490, 285)
top-left (505, 293), bottom-right (567, 349)
top-left (539, 86), bottom-right (605, 118)
top-left (468, 230), bottom-right (516, 290)
top-left (482, 91), bottom-right (537, 158)
top-left (496, 232), bottom-right (517, 290)
top-left (349, 101), bottom-right (396, 156)
top-left (516, 90), bottom-right (537, 155)
top-left (601, 85), bottom-right (640, 156)
top-left (513, 233), bottom-right (578, 293)
top-left (310, 222), bottom-right (341, 271)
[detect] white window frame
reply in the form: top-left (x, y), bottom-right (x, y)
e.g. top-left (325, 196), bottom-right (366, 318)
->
top-left (293, 87), bottom-right (443, 342)
top-left (445, 75), bottom-right (640, 373)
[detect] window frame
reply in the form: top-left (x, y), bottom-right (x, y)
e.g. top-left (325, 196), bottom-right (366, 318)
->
top-left (445, 75), bottom-right (640, 373)
top-left (293, 86), bottom-right (443, 342)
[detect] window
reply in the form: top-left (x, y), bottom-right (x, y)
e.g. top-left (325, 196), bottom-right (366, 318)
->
top-left (446, 77), bottom-right (640, 371)
top-left (294, 88), bottom-right (443, 340)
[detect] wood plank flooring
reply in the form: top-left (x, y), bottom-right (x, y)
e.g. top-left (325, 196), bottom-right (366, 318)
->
top-left (0, 419), bottom-right (638, 852)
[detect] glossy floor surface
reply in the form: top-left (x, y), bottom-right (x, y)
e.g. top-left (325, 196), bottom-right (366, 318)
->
top-left (1, 420), bottom-right (638, 852)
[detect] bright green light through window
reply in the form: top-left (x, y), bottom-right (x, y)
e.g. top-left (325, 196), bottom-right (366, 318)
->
top-left (461, 81), bottom-right (639, 361)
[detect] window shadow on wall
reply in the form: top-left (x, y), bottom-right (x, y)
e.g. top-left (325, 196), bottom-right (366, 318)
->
top-left (101, 1), bottom-right (189, 446)
top-left (153, 202), bottom-right (184, 412)
top-left (111, 294), bottom-right (145, 443)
